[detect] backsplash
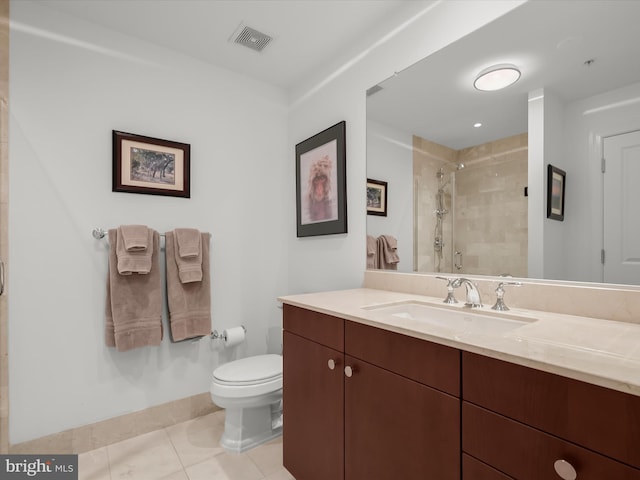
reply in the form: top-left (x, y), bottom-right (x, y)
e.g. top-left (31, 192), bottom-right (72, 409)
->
top-left (363, 270), bottom-right (640, 324)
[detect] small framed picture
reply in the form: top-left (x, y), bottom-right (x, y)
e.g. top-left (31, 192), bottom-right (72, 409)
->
top-left (547, 164), bottom-right (566, 221)
top-left (366, 179), bottom-right (387, 216)
top-left (113, 130), bottom-right (190, 198)
top-left (295, 121), bottom-right (347, 237)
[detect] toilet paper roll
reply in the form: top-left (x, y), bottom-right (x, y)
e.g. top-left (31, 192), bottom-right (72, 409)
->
top-left (223, 326), bottom-right (246, 347)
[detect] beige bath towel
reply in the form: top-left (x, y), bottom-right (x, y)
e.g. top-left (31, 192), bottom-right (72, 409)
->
top-left (116, 226), bottom-right (154, 275)
top-left (119, 224), bottom-right (149, 251)
top-left (377, 235), bottom-right (400, 270)
top-left (105, 229), bottom-right (163, 352)
top-left (366, 235), bottom-right (378, 269)
top-left (173, 228), bottom-right (202, 283)
top-left (165, 231), bottom-right (212, 342)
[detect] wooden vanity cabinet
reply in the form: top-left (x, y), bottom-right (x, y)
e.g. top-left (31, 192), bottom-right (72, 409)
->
top-left (283, 304), bottom-right (461, 480)
top-left (283, 305), bottom-right (344, 480)
top-left (462, 351), bottom-right (640, 479)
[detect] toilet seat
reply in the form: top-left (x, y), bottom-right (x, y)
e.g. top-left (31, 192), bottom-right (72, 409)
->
top-left (212, 354), bottom-right (282, 398)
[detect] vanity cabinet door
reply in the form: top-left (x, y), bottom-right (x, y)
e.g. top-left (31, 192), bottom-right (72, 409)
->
top-left (344, 355), bottom-right (460, 480)
top-left (463, 402), bottom-right (640, 480)
top-left (283, 331), bottom-right (344, 480)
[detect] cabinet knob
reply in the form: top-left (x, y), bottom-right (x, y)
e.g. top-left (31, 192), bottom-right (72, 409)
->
top-left (344, 366), bottom-right (354, 378)
top-left (327, 359), bottom-right (337, 370)
top-left (554, 459), bottom-right (577, 480)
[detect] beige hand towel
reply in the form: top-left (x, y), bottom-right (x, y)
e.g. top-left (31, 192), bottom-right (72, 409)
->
top-left (377, 235), bottom-right (400, 270)
top-left (116, 226), bottom-right (153, 275)
top-left (119, 224), bottom-right (149, 251)
top-left (175, 228), bottom-right (201, 258)
top-left (366, 235), bottom-right (378, 269)
top-left (173, 228), bottom-right (202, 283)
top-left (105, 229), bottom-right (163, 352)
top-left (165, 231), bottom-right (212, 342)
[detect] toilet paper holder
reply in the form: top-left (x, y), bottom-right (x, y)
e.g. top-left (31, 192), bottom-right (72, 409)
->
top-left (210, 326), bottom-right (246, 341)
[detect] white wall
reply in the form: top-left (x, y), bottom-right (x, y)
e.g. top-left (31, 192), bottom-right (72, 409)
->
top-left (286, 0), bottom-right (526, 294)
top-left (9, 2), bottom-right (288, 443)
top-left (8, 0), bottom-right (526, 444)
top-left (562, 81), bottom-right (640, 282)
top-left (366, 120), bottom-right (413, 273)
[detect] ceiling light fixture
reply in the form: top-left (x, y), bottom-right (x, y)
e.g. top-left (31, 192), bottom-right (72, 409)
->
top-left (473, 122), bottom-right (482, 128)
top-left (474, 64), bottom-right (521, 91)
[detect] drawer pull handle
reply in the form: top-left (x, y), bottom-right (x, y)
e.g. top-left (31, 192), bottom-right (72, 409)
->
top-left (327, 359), bottom-right (337, 370)
top-left (344, 366), bottom-right (354, 378)
top-left (554, 459), bottom-right (577, 480)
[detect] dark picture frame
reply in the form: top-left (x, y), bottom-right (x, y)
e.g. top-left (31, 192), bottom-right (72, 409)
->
top-left (295, 121), bottom-right (347, 237)
top-left (113, 130), bottom-right (191, 198)
top-left (366, 178), bottom-right (387, 216)
top-left (547, 164), bottom-right (566, 221)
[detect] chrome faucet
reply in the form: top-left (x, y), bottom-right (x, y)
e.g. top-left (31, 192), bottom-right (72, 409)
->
top-left (436, 276), bottom-right (461, 304)
top-left (491, 281), bottom-right (522, 311)
top-left (457, 278), bottom-right (482, 308)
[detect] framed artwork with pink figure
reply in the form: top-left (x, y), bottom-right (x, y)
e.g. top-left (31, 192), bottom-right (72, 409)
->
top-left (295, 121), bottom-right (347, 237)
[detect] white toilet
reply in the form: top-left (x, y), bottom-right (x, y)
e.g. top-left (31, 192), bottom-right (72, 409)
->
top-left (210, 354), bottom-right (283, 453)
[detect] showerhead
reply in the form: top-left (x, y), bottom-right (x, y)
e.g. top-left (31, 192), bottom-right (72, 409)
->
top-left (457, 163), bottom-right (465, 170)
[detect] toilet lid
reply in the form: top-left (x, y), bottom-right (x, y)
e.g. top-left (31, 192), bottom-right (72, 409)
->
top-left (213, 354), bottom-right (282, 384)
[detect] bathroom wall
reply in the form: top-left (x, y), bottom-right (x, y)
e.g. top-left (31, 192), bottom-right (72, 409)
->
top-left (286, 0), bottom-right (526, 294)
top-left (366, 120), bottom-right (413, 273)
top-left (9, 2), bottom-right (289, 444)
top-left (562, 81), bottom-right (640, 283)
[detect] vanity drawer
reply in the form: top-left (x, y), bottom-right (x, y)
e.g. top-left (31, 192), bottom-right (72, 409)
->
top-left (463, 454), bottom-right (512, 480)
top-left (463, 402), bottom-right (640, 479)
top-left (463, 351), bottom-right (640, 468)
top-left (283, 304), bottom-right (344, 351)
top-left (345, 321), bottom-right (460, 396)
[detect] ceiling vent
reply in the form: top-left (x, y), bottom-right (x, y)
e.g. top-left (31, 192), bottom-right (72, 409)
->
top-left (230, 24), bottom-right (272, 53)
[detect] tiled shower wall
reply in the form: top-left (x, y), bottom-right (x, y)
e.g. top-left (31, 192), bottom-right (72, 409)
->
top-left (414, 133), bottom-right (528, 277)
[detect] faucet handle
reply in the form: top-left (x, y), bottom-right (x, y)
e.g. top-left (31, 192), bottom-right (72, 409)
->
top-left (492, 281), bottom-right (522, 311)
top-left (436, 276), bottom-right (460, 304)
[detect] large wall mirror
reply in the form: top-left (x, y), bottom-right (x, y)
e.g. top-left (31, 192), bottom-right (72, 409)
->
top-left (366, 0), bottom-right (640, 286)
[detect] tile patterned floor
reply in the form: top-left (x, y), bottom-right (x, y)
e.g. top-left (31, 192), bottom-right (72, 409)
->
top-left (78, 410), bottom-right (294, 480)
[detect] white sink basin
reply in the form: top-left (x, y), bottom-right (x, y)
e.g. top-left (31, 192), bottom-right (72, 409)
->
top-left (364, 301), bottom-right (536, 336)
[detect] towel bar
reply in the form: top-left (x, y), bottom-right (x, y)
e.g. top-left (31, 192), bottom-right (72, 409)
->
top-left (92, 227), bottom-right (166, 239)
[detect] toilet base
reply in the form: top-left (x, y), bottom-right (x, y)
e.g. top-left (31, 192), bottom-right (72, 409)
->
top-left (220, 401), bottom-right (283, 453)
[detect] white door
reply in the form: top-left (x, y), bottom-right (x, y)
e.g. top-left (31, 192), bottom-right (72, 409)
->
top-left (603, 130), bottom-right (640, 285)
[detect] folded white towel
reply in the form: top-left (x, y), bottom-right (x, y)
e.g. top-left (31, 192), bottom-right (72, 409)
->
top-left (119, 224), bottom-right (149, 252)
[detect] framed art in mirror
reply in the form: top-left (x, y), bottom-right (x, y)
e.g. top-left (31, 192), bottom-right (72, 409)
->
top-left (113, 130), bottom-right (190, 198)
top-left (366, 178), bottom-right (387, 216)
top-left (295, 121), bottom-right (347, 237)
top-left (547, 164), bottom-right (566, 221)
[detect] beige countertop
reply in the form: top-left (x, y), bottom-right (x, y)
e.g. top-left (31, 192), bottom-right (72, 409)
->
top-left (279, 288), bottom-right (640, 397)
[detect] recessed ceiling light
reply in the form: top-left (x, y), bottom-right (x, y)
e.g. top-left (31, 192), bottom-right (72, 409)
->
top-left (474, 64), bottom-right (521, 91)
top-left (473, 122), bottom-right (482, 128)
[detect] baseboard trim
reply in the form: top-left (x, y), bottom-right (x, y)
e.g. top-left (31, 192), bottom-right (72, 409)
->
top-left (9, 393), bottom-right (220, 454)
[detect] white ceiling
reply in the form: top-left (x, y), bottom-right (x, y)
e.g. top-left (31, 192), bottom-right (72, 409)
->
top-left (367, 0), bottom-right (640, 150)
top-left (39, 0), bottom-right (421, 91)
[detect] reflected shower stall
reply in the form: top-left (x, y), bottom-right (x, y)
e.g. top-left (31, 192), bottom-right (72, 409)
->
top-left (413, 133), bottom-right (529, 277)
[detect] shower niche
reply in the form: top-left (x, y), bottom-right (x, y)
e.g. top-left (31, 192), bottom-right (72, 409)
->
top-left (413, 133), bottom-right (528, 277)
